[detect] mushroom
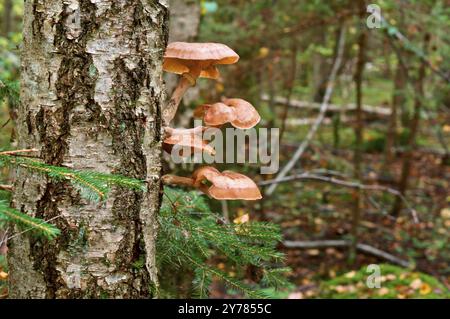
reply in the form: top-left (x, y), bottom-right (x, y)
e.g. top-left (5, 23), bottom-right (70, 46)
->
top-left (193, 102), bottom-right (236, 127)
top-left (163, 126), bottom-right (215, 156)
top-left (194, 98), bottom-right (260, 129)
top-left (162, 166), bottom-right (262, 201)
top-left (223, 98), bottom-right (261, 129)
top-left (163, 42), bottom-right (239, 125)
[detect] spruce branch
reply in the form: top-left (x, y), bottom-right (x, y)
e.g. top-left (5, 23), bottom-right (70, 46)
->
top-left (0, 200), bottom-right (60, 240)
top-left (0, 154), bottom-right (146, 202)
top-left (0, 152), bottom-right (146, 240)
top-left (158, 187), bottom-right (288, 298)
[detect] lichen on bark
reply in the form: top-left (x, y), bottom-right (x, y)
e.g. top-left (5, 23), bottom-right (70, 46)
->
top-left (8, 0), bottom-right (169, 298)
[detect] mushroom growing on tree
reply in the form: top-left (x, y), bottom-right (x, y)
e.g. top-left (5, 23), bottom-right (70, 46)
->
top-left (162, 42), bottom-right (262, 202)
top-left (163, 42), bottom-right (239, 125)
top-left (194, 98), bottom-right (261, 129)
top-left (162, 166), bottom-right (262, 201)
top-left (163, 126), bottom-right (215, 156)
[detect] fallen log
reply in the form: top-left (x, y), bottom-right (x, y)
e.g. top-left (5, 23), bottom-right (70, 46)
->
top-left (283, 240), bottom-right (412, 268)
top-left (261, 94), bottom-right (392, 116)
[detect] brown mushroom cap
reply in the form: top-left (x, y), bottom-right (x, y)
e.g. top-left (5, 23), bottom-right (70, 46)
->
top-left (194, 103), bottom-right (236, 127)
top-left (223, 98), bottom-right (261, 129)
top-left (163, 127), bottom-right (215, 155)
top-left (192, 166), bottom-right (221, 188)
top-left (163, 42), bottom-right (239, 79)
top-left (192, 166), bottom-right (262, 200)
top-left (195, 99), bottom-right (260, 129)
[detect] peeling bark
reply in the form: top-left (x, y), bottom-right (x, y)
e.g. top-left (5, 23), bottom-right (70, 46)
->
top-left (8, 0), bottom-right (169, 298)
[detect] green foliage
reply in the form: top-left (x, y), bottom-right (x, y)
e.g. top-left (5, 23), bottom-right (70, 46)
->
top-left (319, 264), bottom-right (449, 299)
top-left (0, 152), bottom-right (146, 239)
top-left (157, 187), bottom-right (289, 298)
top-left (0, 80), bottom-right (19, 109)
top-left (0, 153), bottom-right (146, 202)
top-left (0, 200), bottom-right (60, 239)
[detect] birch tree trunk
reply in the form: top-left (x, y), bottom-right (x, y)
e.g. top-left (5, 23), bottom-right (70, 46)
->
top-left (8, 0), bottom-right (169, 298)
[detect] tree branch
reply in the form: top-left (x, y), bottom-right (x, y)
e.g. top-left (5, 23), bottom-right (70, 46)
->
top-left (260, 172), bottom-right (419, 223)
top-left (283, 240), bottom-right (411, 268)
top-left (0, 184), bottom-right (12, 191)
top-left (266, 25), bottom-right (346, 195)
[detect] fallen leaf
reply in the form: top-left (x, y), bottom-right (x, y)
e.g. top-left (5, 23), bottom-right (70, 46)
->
top-left (306, 249), bottom-right (320, 256)
top-left (288, 292), bottom-right (304, 299)
top-left (345, 271), bottom-right (356, 279)
top-left (410, 278), bottom-right (422, 290)
top-left (258, 47), bottom-right (269, 58)
top-left (0, 271), bottom-right (8, 280)
top-left (233, 213), bottom-right (249, 224)
top-left (386, 274), bottom-right (396, 281)
top-left (440, 208), bottom-right (450, 219)
top-left (419, 283), bottom-right (431, 295)
top-left (378, 287), bottom-right (389, 296)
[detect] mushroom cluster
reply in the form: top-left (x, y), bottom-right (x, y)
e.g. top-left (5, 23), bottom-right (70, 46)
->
top-left (162, 42), bottom-right (262, 201)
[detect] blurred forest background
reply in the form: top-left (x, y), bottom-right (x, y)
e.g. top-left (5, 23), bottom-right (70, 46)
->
top-left (1, 0), bottom-right (449, 298)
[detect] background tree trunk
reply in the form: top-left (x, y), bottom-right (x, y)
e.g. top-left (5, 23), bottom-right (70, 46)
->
top-left (349, 0), bottom-right (367, 263)
top-left (165, 0), bottom-right (201, 120)
top-left (2, 0), bottom-right (13, 37)
top-left (383, 61), bottom-right (406, 172)
top-left (391, 34), bottom-right (430, 217)
top-left (8, 0), bottom-right (169, 298)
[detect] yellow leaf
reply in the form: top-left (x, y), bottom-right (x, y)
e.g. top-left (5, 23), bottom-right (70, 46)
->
top-left (306, 249), bottom-right (320, 256)
top-left (419, 283), bottom-right (431, 295)
top-left (236, 208), bottom-right (246, 217)
top-left (215, 82), bottom-right (224, 93)
top-left (233, 213), bottom-right (249, 225)
top-left (0, 271), bottom-right (8, 280)
top-left (329, 269), bottom-right (336, 278)
top-left (440, 208), bottom-right (450, 219)
top-left (258, 47), bottom-right (269, 58)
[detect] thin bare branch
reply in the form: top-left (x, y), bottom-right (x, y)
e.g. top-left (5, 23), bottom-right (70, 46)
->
top-left (283, 240), bottom-right (411, 268)
top-left (0, 148), bottom-right (39, 156)
top-left (6, 215), bottom-right (62, 242)
top-left (266, 26), bottom-right (346, 195)
top-left (260, 172), bottom-right (419, 223)
top-left (0, 185), bottom-right (12, 191)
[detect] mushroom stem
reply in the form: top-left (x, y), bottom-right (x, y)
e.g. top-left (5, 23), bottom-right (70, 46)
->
top-left (162, 174), bottom-right (195, 187)
top-left (163, 76), bottom-right (193, 125)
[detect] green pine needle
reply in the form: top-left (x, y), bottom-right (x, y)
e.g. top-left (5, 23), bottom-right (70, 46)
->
top-left (0, 154), bottom-right (146, 202)
top-left (158, 187), bottom-right (288, 298)
top-left (0, 152), bottom-right (146, 240)
top-left (0, 200), bottom-right (60, 240)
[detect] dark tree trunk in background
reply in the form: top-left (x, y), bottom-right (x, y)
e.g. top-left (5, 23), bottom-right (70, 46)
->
top-left (312, 28), bottom-right (328, 103)
top-left (165, 0), bottom-right (201, 124)
top-left (391, 34), bottom-right (430, 217)
top-left (8, 0), bottom-right (169, 298)
top-left (383, 60), bottom-right (406, 172)
top-left (279, 43), bottom-right (298, 141)
top-left (2, 0), bottom-right (13, 36)
top-left (349, 0), bottom-right (367, 263)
